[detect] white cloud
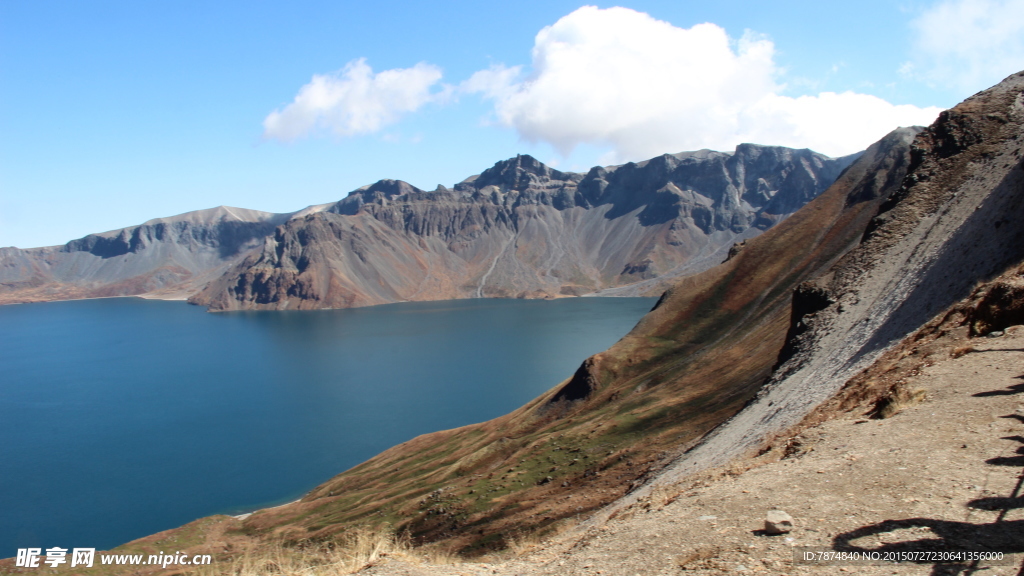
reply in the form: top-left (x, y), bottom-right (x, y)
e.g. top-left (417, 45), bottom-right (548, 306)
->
top-left (263, 58), bottom-right (444, 141)
top-left (908, 0), bottom-right (1024, 92)
top-left (740, 92), bottom-right (943, 157)
top-left (462, 64), bottom-right (523, 101)
top-left (463, 6), bottom-right (943, 160)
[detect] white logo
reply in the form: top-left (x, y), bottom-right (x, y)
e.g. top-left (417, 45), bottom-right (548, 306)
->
top-left (15, 547), bottom-right (95, 568)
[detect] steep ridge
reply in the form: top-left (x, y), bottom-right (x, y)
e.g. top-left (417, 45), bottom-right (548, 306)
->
top-left (623, 70), bottom-right (1024, 500)
top-left (0, 206), bottom-right (306, 304)
top-left (212, 128), bottom-right (918, 552)
top-left (191, 146), bottom-right (855, 310)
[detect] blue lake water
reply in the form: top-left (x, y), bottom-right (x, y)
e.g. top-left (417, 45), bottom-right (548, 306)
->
top-left (0, 296), bottom-right (655, 554)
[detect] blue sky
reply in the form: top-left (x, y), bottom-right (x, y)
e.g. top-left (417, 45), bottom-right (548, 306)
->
top-left (2, 0), bottom-right (1022, 248)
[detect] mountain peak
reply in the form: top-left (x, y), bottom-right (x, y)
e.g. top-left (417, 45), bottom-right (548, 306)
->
top-left (354, 179), bottom-right (424, 197)
top-left (468, 154), bottom-right (576, 191)
top-left (330, 179), bottom-right (425, 215)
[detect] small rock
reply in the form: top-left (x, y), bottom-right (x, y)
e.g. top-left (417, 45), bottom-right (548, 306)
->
top-left (987, 330), bottom-right (1005, 338)
top-left (698, 515), bottom-right (717, 521)
top-left (765, 510), bottom-right (794, 534)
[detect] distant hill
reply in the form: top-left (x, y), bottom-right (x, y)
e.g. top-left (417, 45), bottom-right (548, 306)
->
top-left (0, 146), bottom-right (857, 308)
top-left (0, 206), bottom-right (302, 303)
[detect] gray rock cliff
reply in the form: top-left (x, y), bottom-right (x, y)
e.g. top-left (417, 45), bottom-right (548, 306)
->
top-left (192, 146), bottom-right (857, 310)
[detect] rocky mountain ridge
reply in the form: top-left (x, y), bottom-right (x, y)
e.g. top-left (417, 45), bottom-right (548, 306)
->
top-left (0, 206), bottom-right (307, 303)
top-left (636, 71), bottom-right (1024, 494)
top-left (0, 145), bottom-right (854, 308)
top-left (191, 145), bottom-right (856, 310)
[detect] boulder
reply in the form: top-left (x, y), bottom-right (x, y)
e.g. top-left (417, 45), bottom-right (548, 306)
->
top-left (765, 510), bottom-right (793, 534)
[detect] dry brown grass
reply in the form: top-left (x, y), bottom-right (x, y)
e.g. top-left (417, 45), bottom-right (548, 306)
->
top-left (875, 386), bottom-right (927, 419)
top-left (410, 542), bottom-right (461, 566)
top-left (196, 528), bottom-right (457, 576)
top-left (501, 531), bottom-right (541, 558)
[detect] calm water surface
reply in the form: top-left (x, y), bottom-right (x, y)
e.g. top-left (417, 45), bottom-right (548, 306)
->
top-left (0, 296), bottom-right (655, 553)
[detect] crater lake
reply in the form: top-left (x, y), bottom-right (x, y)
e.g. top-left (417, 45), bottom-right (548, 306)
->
top-left (0, 296), bottom-right (655, 553)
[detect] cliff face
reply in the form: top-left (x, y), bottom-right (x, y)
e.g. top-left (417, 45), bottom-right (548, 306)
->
top-left (191, 146), bottom-right (856, 310)
top-left (0, 207), bottom-right (295, 304)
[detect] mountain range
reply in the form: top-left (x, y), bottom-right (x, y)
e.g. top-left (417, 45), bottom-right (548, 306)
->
top-left (0, 146), bottom-right (857, 308)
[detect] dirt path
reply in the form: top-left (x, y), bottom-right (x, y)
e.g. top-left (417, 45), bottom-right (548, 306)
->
top-left (360, 327), bottom-right (1024, 576)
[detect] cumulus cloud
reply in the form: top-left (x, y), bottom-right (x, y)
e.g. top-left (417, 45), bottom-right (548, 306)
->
top-left (463, 6), bottom-right (942, 160)
top-left (263, 58), bottom-right (445, 141)
top-left (906, 0), bottom-right (1024, 92)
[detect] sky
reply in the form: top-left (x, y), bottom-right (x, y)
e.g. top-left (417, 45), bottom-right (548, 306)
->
top-left (2, 0), bottom-right (1023, 248)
